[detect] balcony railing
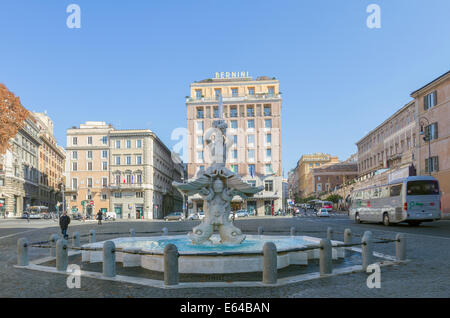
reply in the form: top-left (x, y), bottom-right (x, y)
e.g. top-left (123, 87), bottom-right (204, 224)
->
top-left (186, 93), bottom-right (281, 103)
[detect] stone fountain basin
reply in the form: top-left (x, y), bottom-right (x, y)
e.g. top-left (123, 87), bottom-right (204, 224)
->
top-left (81, 235), bottom-right (345, 274)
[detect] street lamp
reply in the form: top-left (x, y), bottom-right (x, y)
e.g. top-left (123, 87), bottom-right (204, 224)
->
top-left (419, 117), bottom-right (431, 176)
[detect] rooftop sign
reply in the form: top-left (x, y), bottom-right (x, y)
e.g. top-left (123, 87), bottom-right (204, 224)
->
top-left (214, 71), bottom-right (250, 79)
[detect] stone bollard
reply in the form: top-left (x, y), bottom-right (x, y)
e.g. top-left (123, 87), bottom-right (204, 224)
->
top-left (396, 233), bottom-right (406, 261)
top-left (290, 227), bottom-right (296, 237)
top-left (89, 230), bottom-right (96, 243)
top-left (130, 228), bottom-right (136, 237)
top-left (320, 239), bottom-right (332, 275)
top-left (257, 226), bottom-right (263, 235)
top-left (164, 243), bottom-right (179, 286)
top-left (49, 234), bottom-right (59, 257)
top-left (344, 228), bottom-right (352, 257)
top-left (17, 238), bottom-right (29, 266)
top-left (72, 232), bottom-right (80, 248)
top-left (162, 227), bottom-right (168, 236)
top-left (362, 231), bottom-right (373, 271)
top-left (56, 238), bottom-right (68, 271)
top-left (327, 227), bottom-right (333, 240)
top-left (262, 242), bottom-right (277, 284)
top-left (103, 241), bottom-right (116, 278)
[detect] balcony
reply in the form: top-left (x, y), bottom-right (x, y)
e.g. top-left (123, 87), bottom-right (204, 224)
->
top-left (186, 93), bottom-right (281, 104)
top-left (110, 183), bottom-right (144, 190)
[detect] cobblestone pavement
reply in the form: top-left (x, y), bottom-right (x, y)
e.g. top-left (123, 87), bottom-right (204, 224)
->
top-left (1, 214), bottom-right (449, 298)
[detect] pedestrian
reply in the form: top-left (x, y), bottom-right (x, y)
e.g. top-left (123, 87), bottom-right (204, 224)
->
top-left (27, 211), bottom-right (30, 223)
top-left (6, 211), bottom-right (9, 219)
top-left (59, 211), bottom-right (71, 240)
top-left (96, 210), bottom-right (103, 225)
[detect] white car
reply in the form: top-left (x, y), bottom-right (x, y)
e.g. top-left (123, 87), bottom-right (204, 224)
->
top-left (317, 208), bottom-right (330, 217)
top-left (235, 210), bottom-right (249, 218)
top-left (105, 211), bottom-right (116, 221)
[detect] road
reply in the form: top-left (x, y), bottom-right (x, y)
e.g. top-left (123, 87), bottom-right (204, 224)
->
top-left (0, 213), bottom-right (449, 297)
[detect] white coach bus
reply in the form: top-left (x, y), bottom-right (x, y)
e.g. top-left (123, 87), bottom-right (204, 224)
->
top-left (349, 176), bottom-right (441, 226)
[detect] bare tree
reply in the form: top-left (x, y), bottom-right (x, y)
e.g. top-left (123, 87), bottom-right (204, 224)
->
top-left (0, 83), bottom-right (30, 155)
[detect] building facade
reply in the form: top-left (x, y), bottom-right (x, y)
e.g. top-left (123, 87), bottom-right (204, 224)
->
top-left (411, 70), bottom-right (450, 216)
top-left (0, 117), bottom-right (41, 216)
top-left (185, 73), bottom-right (283, 215)
top-left (65, 122), bottom-right (184, 219)
top-left (292, 153), bottom-right (339, 199)
top-left (311, 162), bottom-right (358, 196)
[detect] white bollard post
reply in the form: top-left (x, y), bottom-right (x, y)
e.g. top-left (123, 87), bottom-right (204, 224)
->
top-left (56, 238), bottom-right (68, 271)
top-left (263, 242), bottom-right (277, 284)
top-left (17, 238), bottom-right (29, 266)
top-left (396, 233), bottom-right (406, 261)
top-left (320, 239), bottom-right (332, 275)
top-left (49, 234), bottom-right (59, 257)
top-left (103, 241), bottom-right (116, 278)
top-left (327, 227), bottom-right (333, 240)
top-left (89, 230), bottom-right (96, 243)
top-left (164, 244), bottom-right (179, 286)
top-left (72, 232), bottom-right (80, 248)
top-left (344, 228), bottom-right (352, 257)
top-left (362, 231), bottom-right (373, 271)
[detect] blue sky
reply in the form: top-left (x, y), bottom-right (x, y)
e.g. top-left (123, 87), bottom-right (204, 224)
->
top-left (1, 0), bottom-right (449, 176)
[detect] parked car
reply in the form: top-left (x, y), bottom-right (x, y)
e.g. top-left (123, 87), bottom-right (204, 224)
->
top-left (104, 211), bottom-right (116, 221)
top-left (235, 210), bottom-right (249, 218)
top-left (164, 212), bottom-right (184, 221)
top-left (317, 208), bottom-right (330, 217)
top-left (187, 213), bottom-right (199, 220)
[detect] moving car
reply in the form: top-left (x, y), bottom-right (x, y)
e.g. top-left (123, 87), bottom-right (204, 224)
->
top-left (164, 212), bottom-right (184, 221)
top-left (317, 208), bottom-right (330, 217)
top-left (187, 213), bottom-right (199, 220)
top-left (235, 210), bottom-right (249, 218)
top-left (105, 211), bottom-right (116, 221)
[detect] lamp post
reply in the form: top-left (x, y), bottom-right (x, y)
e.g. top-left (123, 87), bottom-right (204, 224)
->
top-left (419, 117), bottom-right (431, 176)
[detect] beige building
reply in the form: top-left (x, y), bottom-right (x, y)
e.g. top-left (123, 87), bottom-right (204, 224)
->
top-left (33, 112), bottom-right (66, 210)
top-left (186, 73), bottom-right (283, 215)
top-left (356, 101), bottom-right (417, 182)
top-left (65, 121), bottom-right (113, 217)
top-left (292, 153), bottom-right (339, 199)
top-left (411, 70), bottom-right (450, 216)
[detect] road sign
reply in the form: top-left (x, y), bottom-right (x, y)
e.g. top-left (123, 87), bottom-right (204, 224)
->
top-left (90, 200), bottom-right (94, 206)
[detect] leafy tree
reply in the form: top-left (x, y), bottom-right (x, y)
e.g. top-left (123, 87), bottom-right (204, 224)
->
top-left (325, 194), bottom-right (343, 204)
top-left (0, 84), bottom-right (29, 155)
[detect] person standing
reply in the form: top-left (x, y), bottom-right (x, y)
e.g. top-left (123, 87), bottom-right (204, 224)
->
top-left (96, 210), bottom-right (103, 225)
top-left (59, 211), bottom-right (71, 239)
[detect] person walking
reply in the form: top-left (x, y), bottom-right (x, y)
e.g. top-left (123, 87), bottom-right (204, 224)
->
top-left (59, 211), bottom-right (71, 240)
top-left (96, 210), bottom-right (103, 225)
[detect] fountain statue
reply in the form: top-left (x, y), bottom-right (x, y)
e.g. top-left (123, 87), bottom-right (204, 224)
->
top-left (172, 96), bottom-right (264, 244)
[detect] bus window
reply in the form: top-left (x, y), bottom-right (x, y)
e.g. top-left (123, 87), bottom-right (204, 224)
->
top-left (407, 180), bottom-right (439, 195)
top-left (380, 186), bottom-right (389, 198)
top-left (390, 185), bottom-right (402, 197)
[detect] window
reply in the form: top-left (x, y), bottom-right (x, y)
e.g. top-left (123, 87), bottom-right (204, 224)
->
top-left (87, 136), bottom-right (92, 145)
top-left (197, 108), bottom-right (204, 119)
top-left (71, 195), bottom-right (77, 201)
top-left (214, 88), bottom-right (221, 98)
top-left (407, 180), bottom-right (439, 195)
top-left (101, 193), bottom-right (107, 200)
top-left (230, 120), bottom-right (237, 129)
top-left (266, 134), bottom-right (272, 145)
top-left (266, 148), bottom-right (272, 158)
top-left (231, 165), bottom-right (238, 173)
top-left (87, 162), bottom-right (93, 171)
top-left (233, 135), bottom-right (237, 145)
top-left (115, 156), bottom-right (121, 165)
top-left (197, 136), bottom-right (203, 146)
top-left (424, 91), bottom-right (437, 110)
top-left (247, 106), bottom-right (254, 117)
top-left (197, 151), bottom-right (204, 161)
top-left (390, 184), bottom-right (402, 197)
top-left (72, 162), bottom-right (77, 171)
top-left (136, 192), bottom-right (144, 198)
top-left (248, 149), bottom-right (255, 160)
top-left (247, 119), bottom-right (255, 129)
top-left (424, 123), bottom-right (438, 141)
top-left (136, 140), bottom-right (142, 148)
top-left (248, 164), bottom-right (255, 175)
top-left (231, 88), bottom-right (238, 97)
top-left (265, 164), bottom-right (273, 174)
top-left (126, 156), bottom-right (131, 165)
top-left (102, 136), bottom-right (108, 145)
top-left (248, 87), bottom-right (255, 96)
top-left (72, 137), bottom-right (78, 145)
top-left (102, 177), bottom-right (108, 188)
top-left (196, 121), bottom-right (204, 132)
top-left (268, 86), bottom-right (274, 96)
top-left (264, 119), bottom-right (272, 128)
top-left (114, 192), bottom-right (122, 198)
top-left (116, 140), bottom-right (121, 149)
top-left (425, 156), bottom-right (439, 173)
top-left (264, 106), bottom-right (271, 116)
top-left (87, 151), bottom-right (93, 159)
top-left (317, 183), bottom-right (322, 192)
top-left (232, 150), bottom-right (238, 159)
top-left (87, 178), bottom-right (93, 188)
top-left (136, 174), bottom-right (142, 184)
top-left (72, 178), bottom-right (78, 189)
top-left (136, 156), bottom-right (142, 165)
top-left (248, 134), bottom-right (255, 145)
top-left (72, 151), bottom-right (78, 160)
top-left (115, 174), bottom-right (121, 185)
top-left (265, 180), bottom-right (273, 192)
top-left (126, 140), bottom-right (131, 149)
top-left (230, 107), bottom-right (237, 117)
top-left (213, 107), bottom-right (219, 118)
top-left (102, 162), bottom-right (108, 170)
top-left (195, 89), bottom-right (202, 99)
